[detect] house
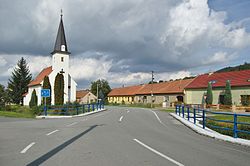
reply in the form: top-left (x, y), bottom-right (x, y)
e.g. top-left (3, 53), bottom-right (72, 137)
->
top-left (76, 90), bottom-right (97, 104)
top-left (108, 85), bottom-right (143, 104)
top-left (135, 79), bottom-right (194, 105)
top-left (23, 13), bottom-right (77, 105)
top-left (185, 70), bottom-right (250, 105)
top-left (108, 79), bottom-right (194, 106)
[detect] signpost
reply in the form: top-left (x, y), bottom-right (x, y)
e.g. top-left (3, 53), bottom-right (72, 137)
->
top-left (41, 89), bottom-right (50, 116)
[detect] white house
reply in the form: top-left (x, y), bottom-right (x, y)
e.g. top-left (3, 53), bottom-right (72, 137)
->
top-left (23, 14), bottom-right (77, 105)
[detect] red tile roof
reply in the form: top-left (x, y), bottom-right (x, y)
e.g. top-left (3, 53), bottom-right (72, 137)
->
top-left (76, 90), bottom-right (90, 99)
top-left (108, 85), bottom-right (143, 97)
top-left (137, 79), bottom-right (194, 95)
top-left (186, 70), bottom-right (250, 89)
top-left (108, 79), bottom-right (194, 96)
top-left (28, 66), bottom-right (52, 87)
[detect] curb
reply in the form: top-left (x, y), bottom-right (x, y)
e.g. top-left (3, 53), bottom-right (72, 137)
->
top-left (36, 109), bottom-right (107, 119)
top-left (170, 113), bottom-right (250, 147)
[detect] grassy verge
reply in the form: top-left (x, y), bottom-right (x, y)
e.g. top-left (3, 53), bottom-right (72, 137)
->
top-left (206, 114), bottom-right (250, 140)
top-left (0, 111), bottom-right (34, 118)
top-left (0, 105), bottom-right (37, 118)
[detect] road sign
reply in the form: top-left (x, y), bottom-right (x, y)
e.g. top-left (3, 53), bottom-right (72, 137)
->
top-left (41, 89), bottom-right (50, 97)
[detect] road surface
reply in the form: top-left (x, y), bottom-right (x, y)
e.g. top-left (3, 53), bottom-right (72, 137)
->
top-left (0, 106), bottom-right (249, 166)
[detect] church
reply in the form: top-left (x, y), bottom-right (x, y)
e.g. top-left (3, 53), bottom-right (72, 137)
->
top-left (23, 14), bottom-right (77, 106)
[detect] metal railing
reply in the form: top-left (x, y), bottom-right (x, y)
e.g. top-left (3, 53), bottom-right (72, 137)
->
top-left (42, 103), bottom-right (104, 116)
top-left (175, 105), bottom-right (250, 138)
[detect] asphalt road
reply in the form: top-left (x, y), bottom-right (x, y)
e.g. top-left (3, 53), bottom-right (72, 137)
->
top-left (0, 106), bottom-right (249, 166)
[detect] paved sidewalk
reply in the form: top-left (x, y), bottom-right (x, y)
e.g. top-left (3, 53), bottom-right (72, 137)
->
top-left (170, 113), bottom-right (250, 147)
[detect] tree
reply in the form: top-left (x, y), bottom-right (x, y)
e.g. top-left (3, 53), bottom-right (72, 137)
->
top-left (54, 73), bottom-right (64, 105)
top-left (206, 82), bottom-right (213, 105)
top-left (0, 84), bottom-right (8, 108)
top-left (42, 76), bottom-right (51, 105)
top-left (224, 80), bottom-right (232, 106)
top-left (91, 79), bottom-right (111, 101)
top-left (29, 89), bottom-right (38, 107)
top-left (8, 57), bottom-right (32, 105)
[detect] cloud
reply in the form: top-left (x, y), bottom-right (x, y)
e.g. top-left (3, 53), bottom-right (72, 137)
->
top-left (0, 0), bottom-right (250, 88)
top-left (0, 56), bottom-right (7, 67)
top-left (202, 52), bottom-right (237, 65)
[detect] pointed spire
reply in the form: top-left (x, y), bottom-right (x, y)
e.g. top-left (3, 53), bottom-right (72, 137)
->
top-left (51, 10), bottom-right (70, 54)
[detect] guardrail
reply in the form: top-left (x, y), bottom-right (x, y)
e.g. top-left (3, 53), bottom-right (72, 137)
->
top-left (175, 105), bottom-right (250, 139)
top-left (42, 103), bottom-right (104, 116)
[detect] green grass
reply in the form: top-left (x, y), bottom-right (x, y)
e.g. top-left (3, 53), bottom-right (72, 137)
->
top-left (0, 105), bottom-right (38, 118)
top-left (0, 111), bottom-right (34, 118)
top-left (206, 114), bottom-right (250, 139)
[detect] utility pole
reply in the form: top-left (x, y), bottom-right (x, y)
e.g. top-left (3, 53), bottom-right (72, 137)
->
top-left (151, 71), bottom-right (154, 108)
top-left (97, 83), bottom-right (99, 102)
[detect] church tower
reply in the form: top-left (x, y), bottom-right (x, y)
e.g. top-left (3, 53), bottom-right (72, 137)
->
top-left (51, 12), bottom-right (71, 103)
top-left (51, 12), bottom-right (70, 73)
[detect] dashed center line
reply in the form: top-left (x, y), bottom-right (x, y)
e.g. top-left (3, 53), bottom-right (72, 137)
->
top-left (133, 139), bottom-right (184, 166)
top-left (20, 142), bottom-right (35, 154)
top-left (119, 116), bottom-right (124, 122)
top-left (67, 122), bottom-right (78, 127)
top-left (46, 129), bottom-right (59, 136)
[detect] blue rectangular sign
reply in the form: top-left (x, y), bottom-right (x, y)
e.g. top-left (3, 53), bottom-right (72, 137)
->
top-left (41, 89), bottom-right (50, 97)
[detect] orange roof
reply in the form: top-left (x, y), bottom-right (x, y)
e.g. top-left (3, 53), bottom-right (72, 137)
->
top-left (76, 90), bottom-right (90, 99)
top-left (108, 79), bottom-right (194, 96)
top-left (137, 79), bottom-right (194, 95)
top-left (186, 70), bottom-right (250, 89)
top-left (108, 85), bottom-right (143, 97)
top-left (28, 66), bottom-right (52, 87)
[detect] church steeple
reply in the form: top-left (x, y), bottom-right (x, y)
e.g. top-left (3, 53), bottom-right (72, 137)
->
top-left (51, 11), bottom-right (70, 54)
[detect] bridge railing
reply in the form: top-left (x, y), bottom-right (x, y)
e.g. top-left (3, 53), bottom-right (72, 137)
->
top-left (175, 105), bottom-right (250, 139)
top-left (41, 102), bottom-right (104, 116)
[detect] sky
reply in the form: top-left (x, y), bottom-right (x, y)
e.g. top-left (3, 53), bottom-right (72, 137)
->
top-left (0, 0), bottom-right (250, 89)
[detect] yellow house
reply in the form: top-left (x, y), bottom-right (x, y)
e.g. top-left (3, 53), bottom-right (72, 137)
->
top-left (108, 85), bottom-right (143, 104)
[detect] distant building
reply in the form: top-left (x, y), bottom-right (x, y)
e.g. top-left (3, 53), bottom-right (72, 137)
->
top-left (23, 14), bottom-right (77, 105)
top-left (185, 70), bottom-right (250, 105)
top-left (108, 79), bottom-right (194, 105)
top-left (76, 90), bottom-right (97, 104)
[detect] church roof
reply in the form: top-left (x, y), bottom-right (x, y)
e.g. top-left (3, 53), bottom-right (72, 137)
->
top-left (51, 14), bottom-right (70, 54)
top-left (28, 66), bottom-right (53, 87)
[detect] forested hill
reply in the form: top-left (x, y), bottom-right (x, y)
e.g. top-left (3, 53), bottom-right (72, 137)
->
top-left (216, 62), bottom-right (250, 73)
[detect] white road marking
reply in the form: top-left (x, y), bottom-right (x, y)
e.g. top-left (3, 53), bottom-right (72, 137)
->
top-left (20, 142), bottom-right (35, 154)
top-left (46, 129), bottom-right (59, 136)
top-left (133, 139), bottom-right (184, 166)
top-left (67, 122), bottom-right (78, 127)
top-left (150, 110), bottom-right (167, 127)
top-left (82, 118), bottom-right (88, 121)
top-left (127, 110), bottom-right (130, 113)
top-left (119, 116), bottom-right (123, 122)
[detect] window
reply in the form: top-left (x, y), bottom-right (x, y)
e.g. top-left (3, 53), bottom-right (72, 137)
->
top-left (61, 57), bottom-right (64, 62)
top-left (241, 95), bottom-right (250, 106)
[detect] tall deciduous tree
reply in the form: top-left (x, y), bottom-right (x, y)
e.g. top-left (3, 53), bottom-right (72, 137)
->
top-left (54, 73), bottom-right (64, 105)
top-left (42, 76), bottom-right (51, 105)
top-left (206, 82), bottom-right (213, 105)
top-left (8, 57), bottom-right (32, 105)
top-left (29, 89), bottom-right (38, 108)
top-left (224, 80), bottom-right (232, 106)
top-left (91, 79), bottom-right (111, 101)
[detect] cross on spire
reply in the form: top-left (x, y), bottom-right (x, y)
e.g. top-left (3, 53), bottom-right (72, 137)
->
top-left (51, 10), bottom-right (70, 54)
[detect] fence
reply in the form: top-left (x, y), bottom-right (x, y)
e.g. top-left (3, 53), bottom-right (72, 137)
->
top-left (42, 102), bottom-right (104, 116)
top-left (175, 105), bottom-right (250, 139)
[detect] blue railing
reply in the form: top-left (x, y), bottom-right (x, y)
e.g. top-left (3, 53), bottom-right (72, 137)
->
top-left (42, 102), bottom-right (104, 116)
top-left (175, 105), bottom-right (250, 138)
